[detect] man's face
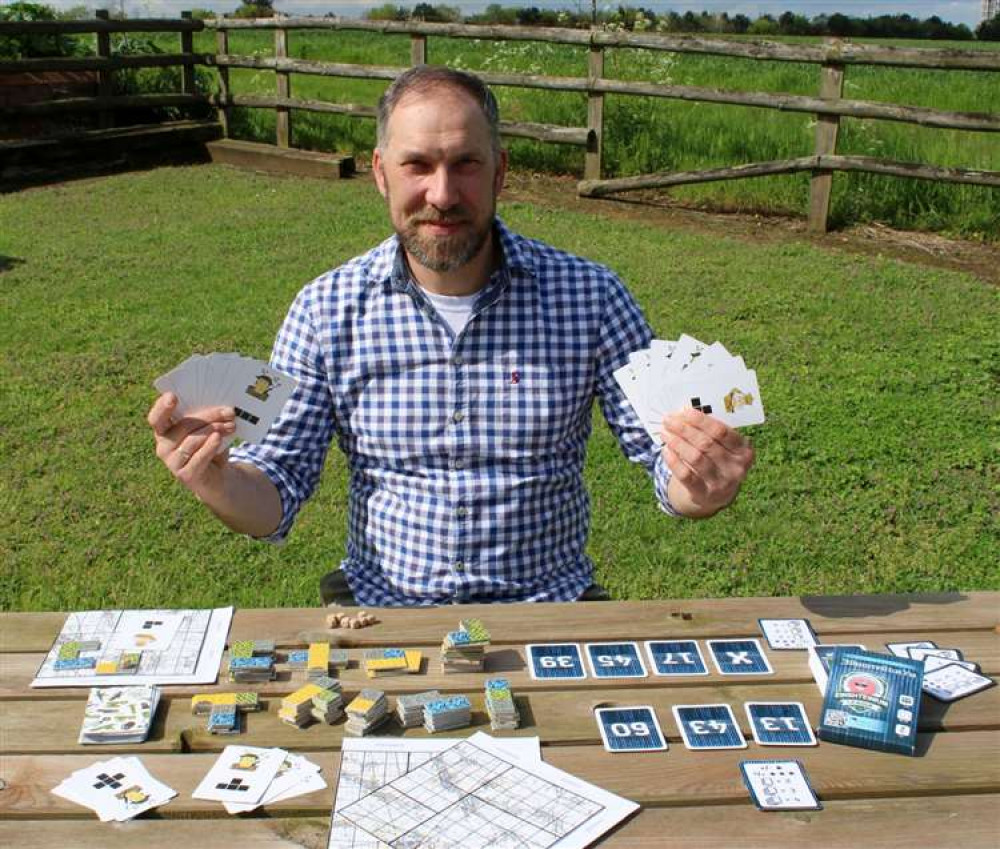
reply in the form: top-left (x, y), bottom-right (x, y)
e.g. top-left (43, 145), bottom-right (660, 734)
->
top-left (373, 86), bottom-right (507, 275)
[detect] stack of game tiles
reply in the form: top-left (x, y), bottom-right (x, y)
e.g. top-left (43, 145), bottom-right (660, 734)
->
top-left (191, 692), bottom-right (261, 716)
top-left (344, 689), bottom-right (390, 736)
top-left (886, 640), bottom-right (995, 702)
top-left (423, 695), bottom-right (472, 733)
top-left (79, 685), bottom-right (161, 745)
top-left (278, 678), bottom-right (340, 729)
top-left (207, 704), bottom-right (240, 735)
top-left (286, 649), bottom-right (308, 669)
top-left (307, 643), bottom-right (331, 681)
top-left (484, 678), bottom-right (520, 731)
top-left (192, 746), bottom-right (326, 814)
top-left (154, 353), bottom-right (298, 447)
top-left (329, 648), bottom-right (350, 670)
top-left (228, 640), bottom-right (276, 684)
top-left (440, 618), bottom-right (490, 673)
top-left (614, 333), bottom-right (765, 444)
top-left (395, 690), bottom-right (442, 728)
top-left (52, 756), bottom-right (176, 821)
top-left (311, 687), bottom-right (345, 724)
top-left (363, 648), bottom-right (423, 678)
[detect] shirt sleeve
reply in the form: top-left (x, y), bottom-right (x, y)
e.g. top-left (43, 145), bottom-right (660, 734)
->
top-left (228, 283), bottom-right (337, 541)
top-left (593, 272), bottom-right (682, 518)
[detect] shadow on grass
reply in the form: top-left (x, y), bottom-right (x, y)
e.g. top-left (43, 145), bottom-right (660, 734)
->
top-left (0, 256), bottom-right (24, 273)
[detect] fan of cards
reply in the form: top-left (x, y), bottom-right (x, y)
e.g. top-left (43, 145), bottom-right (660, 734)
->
top-left (154, 354), bottom-right (298, 445)
top-left (614, 333), bottom-right (765, 444)
top-left (193, 745), bottom-right (325, 813)
top-left (52, 756), bottom-right (176, 821)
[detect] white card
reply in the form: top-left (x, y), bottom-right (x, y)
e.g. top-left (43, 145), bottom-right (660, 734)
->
top-left (921, 664), bottom-right (994, 702)
top-left (193, 745), bottom-right (287, 804)
top-left (223, 752), bottom-right (323, 813)
top-left (56, 757), bottom-right (175, 821)
top-left (740, 760), bottom-right (821, 810)
top-left (759, 619), bottom-right (817, 650)
top-left (908, 647), bottom-right (962, 662)
top-left (226, 360), bottom-right (298, 443)
top-left (655, 367), bottom-right (765, 428)
top-left (885, 640), bottom-right (937, 658)
top-left (922, 654), bottom-right (978, 674)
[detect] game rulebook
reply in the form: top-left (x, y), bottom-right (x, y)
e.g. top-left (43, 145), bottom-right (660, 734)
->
top-left (817, 649), bottom-right (924, 756)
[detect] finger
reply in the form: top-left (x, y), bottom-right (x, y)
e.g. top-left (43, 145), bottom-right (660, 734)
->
top-left (666, 432), bottom-right (722, 483)
top-left (164, 408), bottom-right (235, 446)
top-left (164, 427), bottom-right (219, 474)
top-left (664, 445), bottom-right (711, 500)
top-left (148, 393), bottom-right (177, 436)
top-left (178, 430), bottom-right (223, 484)
top-left (664, 410), bottom-right (746, 455)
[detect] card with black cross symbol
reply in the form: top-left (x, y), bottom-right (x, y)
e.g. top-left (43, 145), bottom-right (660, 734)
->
top-left (193, 745), bottom-right (287, 804)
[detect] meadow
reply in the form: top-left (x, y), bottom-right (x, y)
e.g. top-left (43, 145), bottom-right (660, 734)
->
top-left (155, 29), bottom-right (1000, 239)
top-left (1, 166), bottom-right (997, 612)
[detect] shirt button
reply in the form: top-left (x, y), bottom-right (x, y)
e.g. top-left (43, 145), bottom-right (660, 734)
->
top-left (456, 506), bottom-right (468, 518)
top-left (454, 561), bottom-right (465, 572)
top-left (452, 410), bottom-right (465, 424)
top-left (452, 459), bottom-right (464, 470)
top-left (452, 354), bottom-right (463, 366)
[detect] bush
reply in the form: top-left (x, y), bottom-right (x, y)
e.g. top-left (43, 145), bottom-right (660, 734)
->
top-left (0, 1), bottom-right (88, 59)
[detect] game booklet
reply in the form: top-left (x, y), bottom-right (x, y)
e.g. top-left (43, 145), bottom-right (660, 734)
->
top-left (817, 649), bottom-right (924, 756)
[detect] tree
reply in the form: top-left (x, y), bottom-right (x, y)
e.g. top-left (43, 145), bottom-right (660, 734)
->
top-left (0, 2), bottom-right (86, 58)
top-left (232, 0), bottom-right (275, 18)
top-left (977, 14), bottom-right (1000, 40)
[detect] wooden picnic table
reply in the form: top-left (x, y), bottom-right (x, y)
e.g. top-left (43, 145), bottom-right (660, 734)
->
top-left (1, 592), bottom-right (998, 848)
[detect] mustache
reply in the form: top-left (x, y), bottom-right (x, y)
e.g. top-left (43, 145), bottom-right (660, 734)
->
top-left (409, 209), bottom-right (470, 225)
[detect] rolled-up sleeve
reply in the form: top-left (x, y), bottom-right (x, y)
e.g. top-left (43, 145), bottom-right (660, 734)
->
top-left (229, 282), bottom-right (337, 541)
top-left (593, 273), bottom-right (682, 518)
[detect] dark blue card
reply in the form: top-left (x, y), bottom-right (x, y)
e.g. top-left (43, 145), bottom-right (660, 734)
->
top-left (595, 706), bottom-right (667, 751)
top-left (526, 643), bottom-right (586, 680)
top-left (708, 639), bottom-right (773, 675)
top-left (645, 640), bottom-right (708, 676)
top-left (745, 702), bottom-right (817, 746)
top-left (672, 703), bottom-right (747, 750)
top-left (586, 642), bottom-right (647, 678)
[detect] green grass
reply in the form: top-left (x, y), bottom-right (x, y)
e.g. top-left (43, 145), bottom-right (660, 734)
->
top-left (1, 165), bottom-right (997, 612)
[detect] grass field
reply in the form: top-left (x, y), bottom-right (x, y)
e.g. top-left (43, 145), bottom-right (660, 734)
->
top-left (1, 165), bottom-right (998, 613)
top-left (135, 29), bottom-right (1000, 240)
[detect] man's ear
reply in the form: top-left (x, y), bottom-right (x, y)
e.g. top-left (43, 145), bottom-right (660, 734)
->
top-left (372, 148), bottom-right (388, 198)
top-left (494, 148), bottom-right (508, 196)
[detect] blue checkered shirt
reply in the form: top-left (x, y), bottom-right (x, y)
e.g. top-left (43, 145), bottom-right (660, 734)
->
top-left (230, 219), bottom-right (677, 606)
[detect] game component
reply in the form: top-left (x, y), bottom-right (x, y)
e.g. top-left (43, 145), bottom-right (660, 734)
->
top-left (191, 692), bottom-right (260, 715)
top-left (229, 640), bottom-right (254, 660)
top-left (345, 689), bottom-right (390, 736)
top-left (885, 640), bottom-right (936, 658)
top-left (484, 678), bottom-right (520, 731)
top-left (707, 639), bottom-right (773, 675)
top-left (228, 655), bottom-right (276, 684)
top-left (585, 642), bottom-right (647, 678)
top-left (363, 648), bottom-right (423, 678)
top-left (326, 611), bottom-right (378, 629)
top-left (526, 643), bottom-right (586, 680)
top-left (396, 690), bottom-right (443, 728)
top-left (79, 685), bottom-right (161, 745)
top-left (595, 706), bottom-right (667, 752)
top-left (192, 745), bottom-right (287, 805)
top-left (744, 702), bottom-right (817, 747)
top-left (311, 687), bottom-right (346, 724)
top-left (740, 760), bottom-right (822, 811)
top-left (440, 619), bottom-right (491, 673)
top-left (921, 663), bottom-right (995, 702)
top-left (58, 641), bottom-right (82, 660)
top-left (672, 704), bottom-right (747, 750)
top-left (51, 756), bottom-right (177, 822)
top-left (55, 657), bottom-right (97, 671)
top-left (922, 654), bottom-right (979, 674)
top-left (423, 695), bottom-right (472, 733)
top-left (907, 647), bottom-right (962, 663)
top-left (645, 640), bottom-right (708, 676)
top-left (280, 680), bottom-right (342, 729)
top-left (808, 643), bottom-right (867, 694)
top-left (307, 642), bottom-right (331, 680)
top-left (286, 649), bottom-right (308, 668)
top-left (329, 649), bottom-right (350, 669)
top-left (817, 648), bottom-right (923, 756)
top-left (223, 752), bottom-right (326, 815)
top-left (207, 704), bottom-right (241, 735)
top-left (758, 618), bottom-right (817, 650)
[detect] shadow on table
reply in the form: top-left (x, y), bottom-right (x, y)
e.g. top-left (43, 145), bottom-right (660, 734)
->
top-left (799, 592), bottom-right (969, 619)
top-left (486, 648), bottom-right (526, 674)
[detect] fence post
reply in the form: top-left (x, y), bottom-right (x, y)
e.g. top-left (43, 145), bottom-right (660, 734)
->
top-left (180, 11), bottom-right (196, 98)
top-left (585, 43), bottom-right (604, 182)
top-left (95, 9), bottom-right (112, 130)
top-left (215, 26), bottom-right (230, 137)
top-left (411, 34), bottom-right (427, 65)
top-left (275, 25), bottom-right (290, 148)
top-left (808, 47), bottom-right (845, 233)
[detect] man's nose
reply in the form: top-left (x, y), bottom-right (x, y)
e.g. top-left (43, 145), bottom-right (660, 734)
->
top-left (426, 165), bottom-right (460, 209)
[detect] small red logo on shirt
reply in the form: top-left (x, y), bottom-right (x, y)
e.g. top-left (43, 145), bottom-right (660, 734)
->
top-left (510, 371), bottom-right (520, 385)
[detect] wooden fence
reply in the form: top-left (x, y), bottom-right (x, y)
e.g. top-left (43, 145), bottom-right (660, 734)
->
top-left (2, 14), bottom-right (998, 231)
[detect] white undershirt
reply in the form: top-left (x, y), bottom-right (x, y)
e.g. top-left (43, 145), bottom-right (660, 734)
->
top-left (423, 290), bottom-right (479, 337)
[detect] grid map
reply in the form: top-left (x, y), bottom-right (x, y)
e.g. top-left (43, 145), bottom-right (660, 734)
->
top-left (334, 739), bottom-right (604, 849)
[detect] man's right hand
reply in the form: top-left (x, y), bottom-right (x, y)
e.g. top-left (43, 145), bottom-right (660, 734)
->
top-left (148, 393), bottom-right (235, 502)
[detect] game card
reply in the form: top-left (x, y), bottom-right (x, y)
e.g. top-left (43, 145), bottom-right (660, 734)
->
top-left (645, 640), bottom-right (708, 676)
top-left (525, 643), bottom-right (586, 680)
top-left (55, 756), bottom-right (175, 822)
top-left (595, 706), bottom-right (667, 752)
top-left (885, 640), bottom-right (937, 658)
top-left (193, 745), bottom-right (286, 804)
top-left (707, 639), bottom-right (773, 675)
top-left (908, 647), bottom-right (963, 663)
top-left (585, 642), bottom-right (647, 678)
top-left (740, 760), bottom-right (821, 811)
top-left (744, 702), bottom-right (817, 746)
top-left (672, 704), bottom-right (747, 750)
top-left (758, 619), bottom-right (817, 650)
top-left (921, 664), bottom-right (995, 702)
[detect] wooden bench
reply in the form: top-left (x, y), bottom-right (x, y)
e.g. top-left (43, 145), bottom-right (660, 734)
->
top-left (1, 592), bottom-right (998, 847)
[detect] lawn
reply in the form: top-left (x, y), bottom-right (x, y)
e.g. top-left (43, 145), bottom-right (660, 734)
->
top-left (1, 164), bottom-right (997, 612)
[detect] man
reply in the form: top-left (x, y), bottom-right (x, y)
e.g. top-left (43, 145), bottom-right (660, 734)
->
top-left (147, 66), bottom-right (754, 607)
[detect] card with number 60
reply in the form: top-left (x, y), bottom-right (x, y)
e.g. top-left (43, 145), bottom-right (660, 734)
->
top-left (595, 706), bottom-right (667, 752)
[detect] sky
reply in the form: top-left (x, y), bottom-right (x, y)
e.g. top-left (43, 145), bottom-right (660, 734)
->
top-left (19, 0), bottom-right (991, 29)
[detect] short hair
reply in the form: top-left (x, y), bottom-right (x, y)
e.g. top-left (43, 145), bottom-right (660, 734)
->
top-left (376, 65), bottom-right (501, 155)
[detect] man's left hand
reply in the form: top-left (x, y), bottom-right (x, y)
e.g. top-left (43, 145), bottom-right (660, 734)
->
top-left (661, 407), bottom-right (755, 518)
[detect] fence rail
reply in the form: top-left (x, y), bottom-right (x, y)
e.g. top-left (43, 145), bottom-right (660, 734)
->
top-left (2, 14), bottom-right (998, 231)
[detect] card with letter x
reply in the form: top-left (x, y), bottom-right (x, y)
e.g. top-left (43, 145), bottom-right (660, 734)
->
top-left (192, 745), bottom-right (286, 804)
top-left (595, 706), bottom-right (667, 752)
top-left (707, 639), bottom-right (773, 675)
top-left (744, 702), bottom-right (817, 746)
top-left (585, 642), bottom-right (647, 678)
top-left (526, 643), bottom-right (586, 680)
top-left (672, 703), bottom-right (747, 750)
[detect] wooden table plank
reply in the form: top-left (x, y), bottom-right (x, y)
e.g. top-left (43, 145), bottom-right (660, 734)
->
top-left (2, 733), bottom-right (998, 817)
top-left (3, 593), bottom-right (997, 653)
top-left (4, 628), bottom-right (996, 701)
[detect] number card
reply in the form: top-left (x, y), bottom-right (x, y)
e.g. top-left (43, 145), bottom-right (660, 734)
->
top-left (739, 760), bottom-right (821, 811)
top-left (525, 644), bottom-right (586, 680)
top-left (645, 640), bottom-right (708, 676)
top-left (744, 702), bottom-right (817, 746)
top-left (707, 639), bottom-right (773, 675)
top-left (595, 706), bottom-right (667, 752)
top-left (585, 642), bottom-right (647, 678)
top-left (758, 619), bottom-right (817, 650)
top-left (672, 704), bottom-right (747, 750)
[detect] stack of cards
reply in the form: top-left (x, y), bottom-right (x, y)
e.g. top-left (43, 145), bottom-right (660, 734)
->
top-left (79, 685), bottom-right (160, 745)
top-left (886, 640), bottom-right (994, 702)
top-left (423, 695), bottom-right (472, 733)
top-left (345, 689), bottom-right (390, 736)
top-left (808, 643), bottom-right (867, 694)
top-left (484, 678), bottom-right (520, 731)
top-left (396, 690), bottom-right (442, 728)
top-left (614, 333), bottom-right (765, 443)
top-left (193, 746), bottom-right (324, 813)
top-left (363, 648), bottom-right (423, 678)
top-left (440, 619), bottom-right (490, 673)
top-left (154, 353), bottom-right (298, 445)
top-left (52, 756), bottom-right (176, 821)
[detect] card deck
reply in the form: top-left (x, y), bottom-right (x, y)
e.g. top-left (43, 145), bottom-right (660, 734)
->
top-left (52, 756), bottom-right (176, 821)
top-left (192, 745), bottom-right (287, 804)
top-left (758, 619), bottom-right (817, 650)
top-left (645, 640), bottom-right (708, 676)
top-left (525, 643), bottom-right (586, 680)
top-left (595, 706), bottom-right (667, 752)
top-left (672, 704), bottom-right (747, 750)
top-left (707, 639), bottom-right (773, 675)
top-left (921, 663), bottom-right (995, 702)
top-left (585, 642), bottom-right (647, 678)
top-left (744, 702), bottom-right (817, 747)
top-left (740, 760), bottom-right (822, 811)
